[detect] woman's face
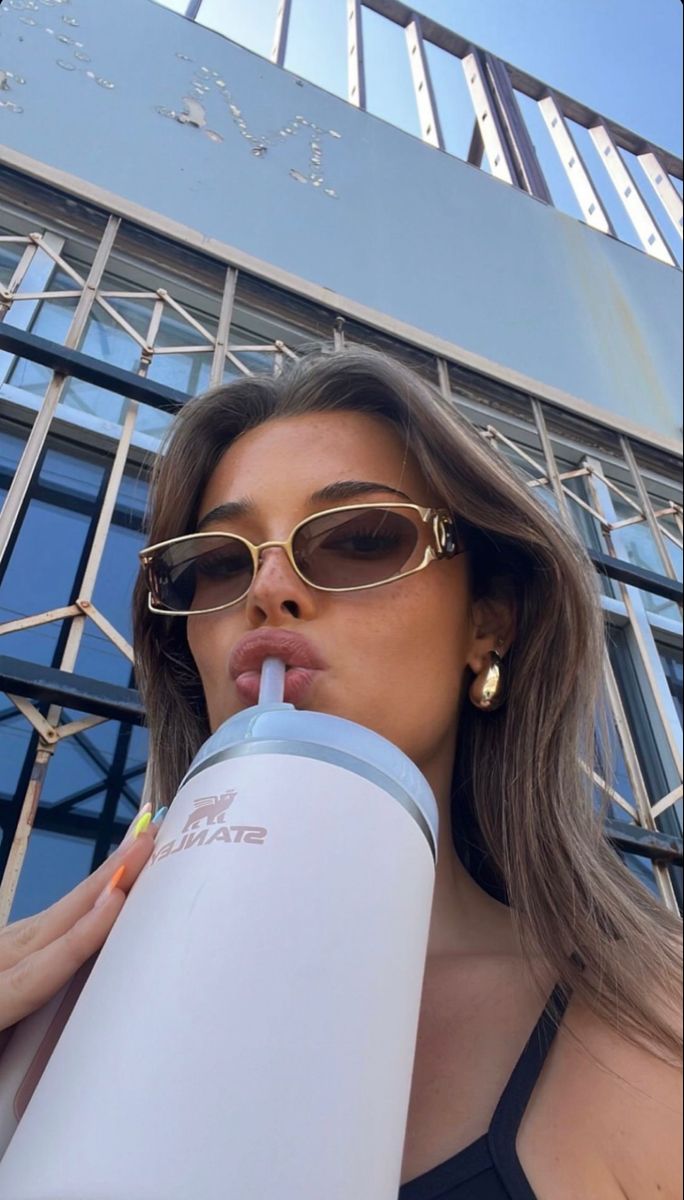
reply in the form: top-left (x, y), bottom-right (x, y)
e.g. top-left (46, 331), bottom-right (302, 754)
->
top-left (187, 411), bottom-right (493, 785)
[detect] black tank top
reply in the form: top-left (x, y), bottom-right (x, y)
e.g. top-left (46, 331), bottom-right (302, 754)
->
top-left (397, 983), bottom-right (570, 1200)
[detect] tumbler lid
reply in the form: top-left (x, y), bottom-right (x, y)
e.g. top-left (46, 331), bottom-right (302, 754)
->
top-left (183, 702), bottom-right (439, 861)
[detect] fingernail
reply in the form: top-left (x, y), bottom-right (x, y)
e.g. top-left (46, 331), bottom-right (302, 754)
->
top-left (94, 865), bottom-right (126, 910)
top-left (121, 803), bottom-right (152, 847)
top-left (132, 812), bottom-right (152, 839)
top-left (152, 806), bottom-right (168, 827)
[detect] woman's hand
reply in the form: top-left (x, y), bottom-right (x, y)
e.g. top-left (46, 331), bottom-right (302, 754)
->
top-left (0, 808), bottom-right (162, 1033)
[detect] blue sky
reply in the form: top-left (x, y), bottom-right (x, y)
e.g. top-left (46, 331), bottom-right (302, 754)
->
top-left (180, 0), bottom-right (682, 154)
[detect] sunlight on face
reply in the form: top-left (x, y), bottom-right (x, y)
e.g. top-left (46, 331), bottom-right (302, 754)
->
top-left (186, 410), bottom-right (475, 783)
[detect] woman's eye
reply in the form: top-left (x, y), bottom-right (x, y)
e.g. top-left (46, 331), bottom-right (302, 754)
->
top-left (327, 532), bottom-right (400, 554)
top-left (195, 554), bottom-right (246, 577)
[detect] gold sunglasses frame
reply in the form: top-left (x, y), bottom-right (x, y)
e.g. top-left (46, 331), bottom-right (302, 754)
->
top-left (139, 502), bottom-right (462, 617)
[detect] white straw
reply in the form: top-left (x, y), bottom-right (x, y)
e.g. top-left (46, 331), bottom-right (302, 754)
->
top-left (258, 656), bottom-right (286, 705)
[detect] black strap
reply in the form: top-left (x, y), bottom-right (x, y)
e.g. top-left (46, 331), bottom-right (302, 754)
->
top-left (487, 983), bottom-right (571, 1199)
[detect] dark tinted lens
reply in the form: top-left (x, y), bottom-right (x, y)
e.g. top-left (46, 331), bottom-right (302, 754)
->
top-left (149, 535), bottom-right (253, 611)
top-left (294, 507), bottom-right (420, 588)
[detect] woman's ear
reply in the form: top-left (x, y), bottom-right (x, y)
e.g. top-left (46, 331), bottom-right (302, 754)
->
top-left (466, 593), bottom-right (516, 674)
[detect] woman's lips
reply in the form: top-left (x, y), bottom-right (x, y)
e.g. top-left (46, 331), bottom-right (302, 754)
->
top-left (234, 666), bottom-right (323, 706)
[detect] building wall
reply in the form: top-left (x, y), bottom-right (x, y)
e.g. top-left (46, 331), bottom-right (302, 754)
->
top-left (0, 0), bottom-right (681, 448)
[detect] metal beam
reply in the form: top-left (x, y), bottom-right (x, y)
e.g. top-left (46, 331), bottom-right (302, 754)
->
top-left (638, 151), bottom-right (683, 240)
top-left (347, 0), bottom-right (366, 109)
top-left (462, 48), bottom-right (517, 186)
top-left (604, 818), bottom-right (683, 867)
top-left (466, 117), bottom-right (484, 167)
top-left (270, 0), bottom-right (292, 68)
top-left (484, 53), bottom-right (553, 202)
top-left (0, 324), bottom-right (188, 410)
top-left (589, 124), bottom-right (675, 266)
top-left (0, 656), bottom-right (145, 725)
top-left (538, 93), bottom-right (615, 234)
top-left (405, 13), bottom-right (444, 149)
top-left (210, 266), bottom-right (238, 386)
top-left (587, 549), bottom-right (683, 604)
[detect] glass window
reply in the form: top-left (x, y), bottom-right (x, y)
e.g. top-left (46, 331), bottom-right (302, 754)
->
top-left (610, 493), bottom-right (682, 624)
top-left (594, 713), bottom-right (661, 899)
top-left (77, 469), bottom-right (149, 686)
top-left (0, 444), bottom-right (105, 665)
top-left (657, 641), bottom-right (683, 730)
top-left (8, 267), bottom-right (78, 397)
top-left (0, 710), bottom-right (34, 803)
top-left (7, 718), bottom-right (147, 922)
top-left (608, 621), bottom-right (683, 905)
top-left (0, 237), bottom-right (24, 287)
top-left (0, 422), bottom-right (27, 485)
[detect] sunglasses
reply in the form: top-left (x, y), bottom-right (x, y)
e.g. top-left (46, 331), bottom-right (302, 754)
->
top-left (139, 502), bottom-right (463, 616)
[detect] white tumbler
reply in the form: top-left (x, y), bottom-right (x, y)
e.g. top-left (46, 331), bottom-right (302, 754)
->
top-left (0, 660), bottom-right (439, 1199)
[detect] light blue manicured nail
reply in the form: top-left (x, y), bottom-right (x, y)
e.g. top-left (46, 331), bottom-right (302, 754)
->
top-left (152, 806), bottom-right (169, 827)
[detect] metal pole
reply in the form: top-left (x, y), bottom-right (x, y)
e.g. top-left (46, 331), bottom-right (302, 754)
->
top-left (619, 436), bottom-right (679, 586)
top-left (638, 152), bottom-right (683, 240)
top-left (405, 13), bottom-right (444, 149)
top-left (461, 48), bottom-right (517, 186)
top-left (530, 398), bottom-right (572, 522)
top-left (538, 93), bottom-right (615, 234)
top-left (484, 53), bottom-right (553, 203)
top-left (347, 0), bottom-right (367, 109)
top-left (270, 0), bottom-right (292, 68)
top-left (209, 266), bottom-right (238, 387)
top-left (589, 124), bottom-right (675, 266)
top-left (0, 217), bottom-right (121, 567)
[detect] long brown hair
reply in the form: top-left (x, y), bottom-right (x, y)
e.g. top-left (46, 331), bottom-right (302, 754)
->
top-left (133, 347), bottom-right (682, 1064)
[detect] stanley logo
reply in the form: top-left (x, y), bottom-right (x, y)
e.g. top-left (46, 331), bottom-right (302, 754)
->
top-left (182, 789), bottom-right (236, 833)
top-left (150, 789), bottom-right (268, 866)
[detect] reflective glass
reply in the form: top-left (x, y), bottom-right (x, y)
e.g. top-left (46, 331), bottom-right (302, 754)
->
top-left (657, 641), bottom-right (683, 730)
top-left (611, 494), bottom-right (682, 624)
top-left (0, 238), bottom-right (24, 287)
top-left (0, 445), bottom-right (104, 665)
top-left (8, 829), bottom-right (95, 922)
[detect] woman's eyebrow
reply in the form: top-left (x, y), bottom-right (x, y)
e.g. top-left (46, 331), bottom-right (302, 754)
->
top-left (196, 481), bottom-right (412, 530)
top-left (311, 480), bottom-right (412, 504)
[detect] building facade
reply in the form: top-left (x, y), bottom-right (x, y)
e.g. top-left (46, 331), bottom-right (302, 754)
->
top-left (0, 0), bottom-right (682, 924)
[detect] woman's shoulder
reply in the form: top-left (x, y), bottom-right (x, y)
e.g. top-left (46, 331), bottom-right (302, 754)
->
top-left (533, 987), bottom-right (682, 1200)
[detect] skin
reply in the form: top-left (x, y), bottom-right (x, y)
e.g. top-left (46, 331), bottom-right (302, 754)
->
top-left (186, 410), bottom-right (519, 961)
top-left (0, 819), bottom-right (158, 1032)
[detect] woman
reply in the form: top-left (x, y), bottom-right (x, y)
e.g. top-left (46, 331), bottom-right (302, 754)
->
top-left (1, 348), bottom-right (681, 1198)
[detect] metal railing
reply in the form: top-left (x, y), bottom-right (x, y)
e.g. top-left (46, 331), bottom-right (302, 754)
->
top-left (169, 0), bottom-right (683, 267)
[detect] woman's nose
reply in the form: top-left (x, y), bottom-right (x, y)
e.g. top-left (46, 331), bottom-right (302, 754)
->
top-left (245, 546), bottom-right (317, 622)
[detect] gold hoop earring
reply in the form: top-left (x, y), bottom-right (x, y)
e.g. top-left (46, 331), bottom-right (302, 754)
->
top-left (469, 650), bottom-right (505, 712)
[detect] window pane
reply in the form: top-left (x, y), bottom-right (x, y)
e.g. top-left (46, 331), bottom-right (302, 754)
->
top-left (657, 641), bottom-right (683, 730)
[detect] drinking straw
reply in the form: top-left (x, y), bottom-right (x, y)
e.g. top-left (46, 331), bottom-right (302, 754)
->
top-left (258, 656), bottom-right (286, 705)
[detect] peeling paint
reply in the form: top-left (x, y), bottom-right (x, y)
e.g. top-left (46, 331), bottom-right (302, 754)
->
top-left (0, 67), bottom-right (26, 112)
top-left (1, 0), bottom-right (340, 193)
top-left (156, 59), bottom-right (342, 197)
top-left (0, 0), bottom-right (114, 92)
